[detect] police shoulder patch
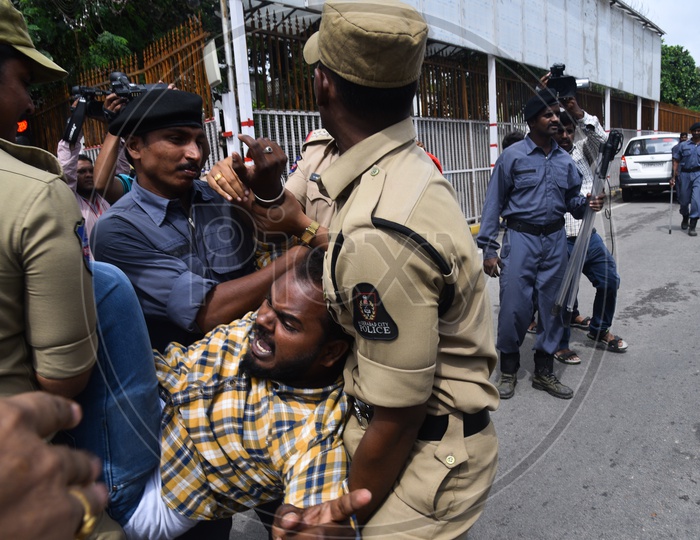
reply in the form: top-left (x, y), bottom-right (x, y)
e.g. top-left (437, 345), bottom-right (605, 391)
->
top-left (352, 283), bottom-right (398, 341)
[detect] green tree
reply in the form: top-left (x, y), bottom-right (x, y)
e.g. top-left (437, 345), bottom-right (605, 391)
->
top-left (13, 0), bottom-right (221, 81)
top-left (660, 42), bottom-right (700, 111)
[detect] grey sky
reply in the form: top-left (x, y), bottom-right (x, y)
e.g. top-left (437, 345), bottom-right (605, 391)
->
top-left (635, 0), bottom-right (700, 65)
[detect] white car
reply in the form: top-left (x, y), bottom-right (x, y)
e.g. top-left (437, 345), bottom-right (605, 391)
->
top-left (619, 133), bottom-right (680, 202)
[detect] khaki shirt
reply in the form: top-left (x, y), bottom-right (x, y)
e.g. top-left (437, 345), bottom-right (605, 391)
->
top-left (321, 118), bottom-right (499, 415)
top-left (284, 129), bottom-right (338, 228)
top-left (0, 139), bottom-right (97, 396)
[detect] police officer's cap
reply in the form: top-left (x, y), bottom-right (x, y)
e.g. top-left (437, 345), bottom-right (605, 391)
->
top-left (0, 0), bottom-right (66, 83)
top-left (524, 89), bottom-right (559, 122)
top-left (303, 0), bottom-right (428, 89)
top-left (109, 89), bottom-right (203, 137)
top-left (689, 121), bottom-right (700, 131)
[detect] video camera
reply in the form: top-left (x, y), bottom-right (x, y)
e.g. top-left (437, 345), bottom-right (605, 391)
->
top-left (547, 63), bottom-right (590, 98)
top-left (64, 72), bottom-right (167, 144)
top-left (71, 72), bottom-right (167, 118)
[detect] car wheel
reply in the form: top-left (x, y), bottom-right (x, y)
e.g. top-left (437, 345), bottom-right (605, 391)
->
top-left (621, 188), bottom-right (633, 202)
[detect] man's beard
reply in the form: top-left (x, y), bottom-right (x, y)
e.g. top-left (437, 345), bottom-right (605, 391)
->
top-left (240, 324), bottom-right (322, 386)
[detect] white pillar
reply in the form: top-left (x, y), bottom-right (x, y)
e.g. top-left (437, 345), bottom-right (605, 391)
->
top-left (487, 54), bottom-right (498, 169)
top-left (220, 0), bottom-right (240, 156)
top-left (637, 96), bottom-right (642, 136)
top-left (653, 101), bottom-right (659, 133)
top-left (604, 88), bottom-right (611, 132)
top-left (230, 0), bottom-right (255, 143)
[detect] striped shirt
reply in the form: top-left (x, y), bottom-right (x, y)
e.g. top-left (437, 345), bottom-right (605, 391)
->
top-left (155, 311), bottom-right (349, 519)
top-left (564, 111), bottom-right (608, 237)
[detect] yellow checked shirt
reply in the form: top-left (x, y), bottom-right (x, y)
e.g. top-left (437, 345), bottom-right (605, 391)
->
top-left (155, 311), bottom-right (349, 520)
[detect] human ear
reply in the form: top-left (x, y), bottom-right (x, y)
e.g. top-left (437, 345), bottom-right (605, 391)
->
top-left (319, 339), bottom-right (351, 368)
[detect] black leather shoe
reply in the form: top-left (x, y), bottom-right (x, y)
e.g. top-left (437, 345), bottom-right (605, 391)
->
top-left (681, 216), bottom-right (689, 230)
top-left (497, 373), bottom-right (517, 399)
top-left (532, 371), bottom-right (573, 399)
top-left (689, 218), bottom-right (698, 237)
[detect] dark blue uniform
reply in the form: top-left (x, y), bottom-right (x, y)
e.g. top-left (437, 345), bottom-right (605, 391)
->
top-left (477, 136), bottom-right (586, 374)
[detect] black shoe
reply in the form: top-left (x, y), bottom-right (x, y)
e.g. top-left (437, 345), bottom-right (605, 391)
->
top-left (497, 373), bottom-right (517, 399)
top-left (681, 216), bottom-right (689, 230)
top-left (532, 372), bottom-right (573, 399)
top-left (689, 218), bottom-right (698, 237)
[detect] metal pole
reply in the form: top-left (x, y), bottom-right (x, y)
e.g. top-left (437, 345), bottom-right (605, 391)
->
top-left (669, 184), bottom-right (674, 234)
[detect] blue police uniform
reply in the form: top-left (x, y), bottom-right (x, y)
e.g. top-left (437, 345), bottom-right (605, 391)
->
top-left (477, 136), bottom-right (586, 374)
top-left (675, 139), bottom-right (700, 221)
top-left (91, 180), bottom-right (255, 351)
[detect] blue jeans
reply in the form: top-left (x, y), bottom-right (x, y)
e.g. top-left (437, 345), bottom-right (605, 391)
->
top-left (560, 231), bottom-right (620, 348)
top-left (67, 262), bottom-right (161, 525)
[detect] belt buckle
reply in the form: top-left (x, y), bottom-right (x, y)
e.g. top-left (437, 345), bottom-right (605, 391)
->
top-left (352, 398), bottom-right (374, 430)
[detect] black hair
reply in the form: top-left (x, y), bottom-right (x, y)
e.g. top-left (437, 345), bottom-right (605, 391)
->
top-left (502, 130), bottom-right (525, 149)
top-left (294, 248), bottom-right (352, 345)
top-left (559, 110), bottom-right (575, 127)
top-left (78, 153), bottom-right (93, 164)
top-left (318, 63), bottom-right (418, 123)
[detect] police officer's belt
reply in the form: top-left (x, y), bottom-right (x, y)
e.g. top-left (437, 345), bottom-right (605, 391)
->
top-left (681, 166), bottom-right (700, 173)
top-left (351, 397), bottom-right (490, 440)
top-left (507, 218), bottom-right (564, 236)
top-left (417, 409), bottom-right (490, 440)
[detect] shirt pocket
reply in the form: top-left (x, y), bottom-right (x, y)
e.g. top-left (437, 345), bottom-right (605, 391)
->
top-left (552, 163), bottom-right (574, 190)
top-left (512, 167), bottom-right (539, 189)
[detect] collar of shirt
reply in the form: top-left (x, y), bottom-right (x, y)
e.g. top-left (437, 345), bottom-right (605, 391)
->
top-left (318, 117), bottom-right (416, 200)
top-left (132, 179), bottom-right (217, 227)
top-left (523, 134), bottom-right (564, 157)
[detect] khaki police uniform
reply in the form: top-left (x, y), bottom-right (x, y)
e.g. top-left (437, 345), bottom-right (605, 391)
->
top-left (321, 118), bottom-right (499, 538)
top-left (284, 128), bottom-right (338, 227)
top-left (0, 139), bottom-right (97, 396)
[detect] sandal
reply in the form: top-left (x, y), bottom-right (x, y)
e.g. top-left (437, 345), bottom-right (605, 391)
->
top-left (570, 316), bottom-right (591, 330)
top-left (527, 321), bottom-right (537, 334)
top-left (554, 349), bottom-right (581, 365)
top-left (587, 330), bottom-right (628, 353)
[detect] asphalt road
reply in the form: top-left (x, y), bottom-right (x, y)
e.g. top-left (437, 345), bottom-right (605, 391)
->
top-left (232, 192), bottom-right (700, 539)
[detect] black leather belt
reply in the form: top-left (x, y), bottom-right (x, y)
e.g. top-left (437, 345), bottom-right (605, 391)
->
top-left (507, 218), bottom-right (564, 236)
top-left (417, 409), bottom-right (490, 441)
top-left (350, 398), bottom-right (490, 440)
top-left (681, 166), bottom-right (700, 173)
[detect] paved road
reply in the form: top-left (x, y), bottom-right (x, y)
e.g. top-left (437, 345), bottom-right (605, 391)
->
top-left (232, 193), bottom-right (700, 539)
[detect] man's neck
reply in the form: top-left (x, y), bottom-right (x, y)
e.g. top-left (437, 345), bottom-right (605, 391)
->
top-left (529, 132), bottom-right (553, 155)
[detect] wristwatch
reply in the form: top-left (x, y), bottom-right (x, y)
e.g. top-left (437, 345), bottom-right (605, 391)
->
top-left (300, 221), bottom-right (321, 245)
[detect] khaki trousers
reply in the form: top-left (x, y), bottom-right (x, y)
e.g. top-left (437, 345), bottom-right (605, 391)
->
top-left (344, 413), bottom-right (498, 539)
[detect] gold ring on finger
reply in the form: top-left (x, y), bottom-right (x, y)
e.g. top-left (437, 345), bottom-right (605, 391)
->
top-left (213, 172), bottom-right (223, 182)
top-left (69, 488), bottom-right (99, 540)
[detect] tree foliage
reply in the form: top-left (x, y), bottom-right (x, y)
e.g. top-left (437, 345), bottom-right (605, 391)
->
top-left (13, 0), bottom-right (221, 82)
top-left (660, 42), bottom-right (700, 111)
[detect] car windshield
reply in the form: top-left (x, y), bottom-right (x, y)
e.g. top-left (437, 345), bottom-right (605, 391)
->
top-left (625, 137), bottom-right (678, 156)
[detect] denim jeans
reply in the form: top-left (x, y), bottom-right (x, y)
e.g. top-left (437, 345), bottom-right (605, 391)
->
top-left (560, 231), bottom-right (620, 348)
top-left (66, 262), bottom-right (161, 525)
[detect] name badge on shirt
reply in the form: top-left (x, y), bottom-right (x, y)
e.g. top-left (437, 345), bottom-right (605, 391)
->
top-left (352, 283), bottom-right (398, 341)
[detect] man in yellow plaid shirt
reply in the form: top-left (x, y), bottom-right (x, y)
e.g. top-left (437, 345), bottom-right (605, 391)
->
top-left (80, 249), bottom-right (354, 539)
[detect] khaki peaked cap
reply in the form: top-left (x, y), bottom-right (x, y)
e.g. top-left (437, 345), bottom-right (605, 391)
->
top-left (0, 0), bottom-right (66, 83)
top-left (303, 0), bottom-right (428, 89)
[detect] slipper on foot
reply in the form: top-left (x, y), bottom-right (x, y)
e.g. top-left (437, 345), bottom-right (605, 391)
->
top-left (570, 316), bottom-right (591, 330)
top-left (526, 322), bottom-right (537, 334)
top-left (554, 349), bottom-right (581, 365)
top-left (587, 330), bottom-right (628, 352)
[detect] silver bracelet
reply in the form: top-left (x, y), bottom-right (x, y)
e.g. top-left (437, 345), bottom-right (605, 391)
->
top-left (254, 187), bottom-right (285, 205)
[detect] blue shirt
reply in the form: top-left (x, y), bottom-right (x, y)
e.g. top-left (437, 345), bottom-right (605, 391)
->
top-left (476, 136), bottom-right (585, 259)
top-left (676, 139), bottom-right (700, 170)
top-left (91, 180), bottom-right (255, 350)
